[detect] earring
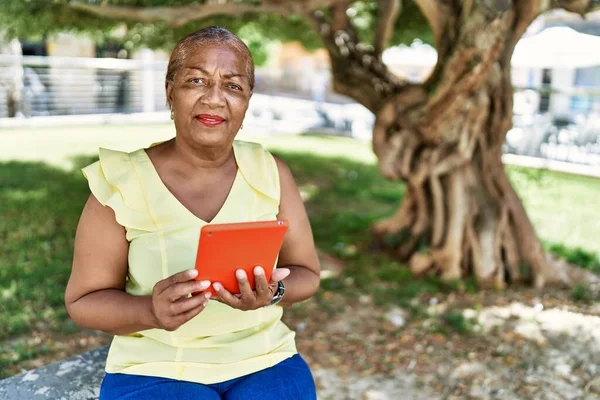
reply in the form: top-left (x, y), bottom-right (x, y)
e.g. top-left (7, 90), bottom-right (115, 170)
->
top-left (170, 108), bottom-right (174, 120)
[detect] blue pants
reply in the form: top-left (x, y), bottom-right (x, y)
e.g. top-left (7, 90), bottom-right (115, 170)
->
top-left (99, 354), bottom-right (316, 399)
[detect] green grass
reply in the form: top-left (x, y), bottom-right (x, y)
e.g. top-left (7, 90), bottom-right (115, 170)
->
top-left (0, 159), bottom-right (95, 340)
top-left (547, 243), bottom-right (600, 274)
top-left (508, 166), bottom-right (600, 257)
top-left (1, 127), bottom-right (600, 377)
top-left (0, 157), bottom-right (99, 377)
top-left (570, 284), bottom-right (595, 303)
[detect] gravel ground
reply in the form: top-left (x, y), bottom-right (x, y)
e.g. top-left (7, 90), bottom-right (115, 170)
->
top-left (284, 287), bottom-right (600, 400)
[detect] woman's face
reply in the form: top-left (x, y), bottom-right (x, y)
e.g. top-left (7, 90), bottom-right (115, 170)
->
top-left (168, 43), bottom-right (252, 149)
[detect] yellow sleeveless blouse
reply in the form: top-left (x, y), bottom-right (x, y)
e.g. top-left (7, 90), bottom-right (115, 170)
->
top-left (81, 140), bottom-right (297, 384)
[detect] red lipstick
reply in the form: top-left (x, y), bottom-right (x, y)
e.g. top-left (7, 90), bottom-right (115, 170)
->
top-left (196, 114), bottom-right (225, 126)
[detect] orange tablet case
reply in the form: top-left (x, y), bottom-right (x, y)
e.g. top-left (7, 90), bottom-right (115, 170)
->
top-left (193, 220), bottom-right (289, 296)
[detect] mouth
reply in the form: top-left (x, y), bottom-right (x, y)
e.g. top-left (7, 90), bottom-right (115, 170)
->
top-left (195, 114), bottom-right (226, 126)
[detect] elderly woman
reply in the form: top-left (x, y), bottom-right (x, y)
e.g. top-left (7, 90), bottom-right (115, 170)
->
top-left (65, 26), bottom-right (320, 400)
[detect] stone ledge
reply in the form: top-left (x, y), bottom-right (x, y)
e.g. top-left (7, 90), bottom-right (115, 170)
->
top-left (0, 346), bottom-right (108, 400)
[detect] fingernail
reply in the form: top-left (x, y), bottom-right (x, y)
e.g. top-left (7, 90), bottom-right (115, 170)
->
top-left (188, 269), bottom-right (198, 277)
top-left (254, 266), bottom-right (264, 276)
top-left (204, 292), bottom-right (212, 299)
top-left (198, 280), bottom-right (210, 288)
top-left (236, 270), bottom-right (246, 280)
top-left (213, 283), bottom-right (222, 292)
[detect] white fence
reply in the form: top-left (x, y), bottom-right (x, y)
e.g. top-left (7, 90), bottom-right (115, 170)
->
top-left (0, 54), bottom-right (168, 118)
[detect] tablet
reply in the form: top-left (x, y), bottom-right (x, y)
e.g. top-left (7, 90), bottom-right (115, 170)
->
top-left (193, 220), bottom-right (289, 296)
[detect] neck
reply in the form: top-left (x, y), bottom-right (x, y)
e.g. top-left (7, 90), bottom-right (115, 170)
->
top-left (169, 137), bottom-right (235, 170)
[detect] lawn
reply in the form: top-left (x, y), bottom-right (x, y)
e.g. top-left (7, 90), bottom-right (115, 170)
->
top-left (0, 124), bottom-right (599, 378)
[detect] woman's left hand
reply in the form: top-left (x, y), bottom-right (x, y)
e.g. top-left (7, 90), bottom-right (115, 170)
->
top-left (212, 266), bottom-right (290, 311)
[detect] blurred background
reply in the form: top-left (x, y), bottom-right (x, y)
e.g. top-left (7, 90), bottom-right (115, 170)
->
top-left (1, 3), bottom-right (600, 400)
top-left (1, 10), bottom-right (600, 170)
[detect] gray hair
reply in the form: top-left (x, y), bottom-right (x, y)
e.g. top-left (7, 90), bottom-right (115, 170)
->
top-left (165, 26), bottom-right (255, 103)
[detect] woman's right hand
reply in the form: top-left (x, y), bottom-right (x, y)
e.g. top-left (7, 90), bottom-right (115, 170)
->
top-left (150, 269), bottom-right (212, 331)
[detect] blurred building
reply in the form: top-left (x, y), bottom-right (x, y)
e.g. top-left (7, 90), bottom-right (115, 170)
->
top-left (0, 32), bottom-right (170, 118)
top-left (1, 10), bottom-right (599, 134)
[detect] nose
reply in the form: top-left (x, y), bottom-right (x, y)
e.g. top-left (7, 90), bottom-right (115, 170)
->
top-left (200, 83), bottom-right (226, 109)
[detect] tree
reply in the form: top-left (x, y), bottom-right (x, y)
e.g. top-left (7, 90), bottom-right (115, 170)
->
top-left (3, 0), bottom-right (599, 288)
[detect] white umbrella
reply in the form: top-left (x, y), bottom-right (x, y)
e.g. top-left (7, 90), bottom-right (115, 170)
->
top-left (511, 27), bottom-right (600, 68)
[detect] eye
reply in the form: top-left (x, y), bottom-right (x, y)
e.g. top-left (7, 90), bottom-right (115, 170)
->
top-left (227, 83), bottom-right (242, 91)
top-left (189, 77), bottom-right (205, 84)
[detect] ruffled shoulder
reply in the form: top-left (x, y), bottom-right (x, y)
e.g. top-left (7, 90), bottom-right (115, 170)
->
top-left (233, 140), bottom-right (280, 204)
top-left (81, 148), bottom-right (156, 234)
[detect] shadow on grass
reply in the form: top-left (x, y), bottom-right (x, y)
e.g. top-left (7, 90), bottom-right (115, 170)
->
top-left (272, 150), bottom-right (481, 308)
top-left (0, 156), bottom-right (97, 377)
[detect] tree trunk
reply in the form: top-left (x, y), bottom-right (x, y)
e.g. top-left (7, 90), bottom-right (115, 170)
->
top-left (316, 2), bottom-right (600, 288)
top-left (370, 77), bottom-right (549, 287)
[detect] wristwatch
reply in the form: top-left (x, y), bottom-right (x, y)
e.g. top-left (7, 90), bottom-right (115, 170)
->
top-left (268, 281), bottom-right (285, 306)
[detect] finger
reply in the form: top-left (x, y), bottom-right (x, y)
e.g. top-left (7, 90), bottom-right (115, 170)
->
top-left (267, 282), bottom-right (278, 298)
top-left (235, 269), bottom-right (254, 300)
top-left (213, 282), bottom-right (242, 308)
top-left (253, 266), bottom-right (271, 301)
top-left (170, 291), bottom-right (212, 315)
top-left (270, 268), bottom-right (290, 283)
top-left (155, 269), bottom-right (198, 295)
top-left (173, 297), bottom-right (210, 326)
top-left (164, 280), bottom-right (211, 302)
